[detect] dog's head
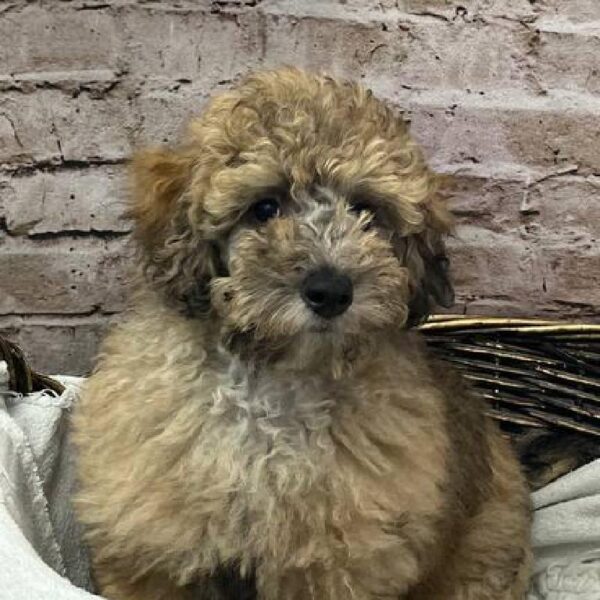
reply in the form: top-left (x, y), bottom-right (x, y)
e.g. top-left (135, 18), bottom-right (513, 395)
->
top-left (130, 68), bottom-right (454, 357)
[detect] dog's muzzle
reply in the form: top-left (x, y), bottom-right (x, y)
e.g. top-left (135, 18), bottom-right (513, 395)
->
top-left (301, 267), bottom-right (353, 319)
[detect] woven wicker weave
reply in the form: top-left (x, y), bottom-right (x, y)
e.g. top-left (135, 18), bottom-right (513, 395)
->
top-left (420, 316), bottom-right (600, 488)
top-left (420, 316), bottom-right (600, 438)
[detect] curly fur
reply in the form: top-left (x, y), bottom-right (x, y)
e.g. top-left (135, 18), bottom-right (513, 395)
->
top-left (72, 68), bottom-right (531, 599)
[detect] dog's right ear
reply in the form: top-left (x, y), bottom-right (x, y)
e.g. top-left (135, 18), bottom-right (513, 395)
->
top-left (128, 147), bottom-right (220, 316)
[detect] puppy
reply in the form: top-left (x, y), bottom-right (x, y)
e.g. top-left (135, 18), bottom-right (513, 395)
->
top-left (72, 68), bottom-right (532, 599)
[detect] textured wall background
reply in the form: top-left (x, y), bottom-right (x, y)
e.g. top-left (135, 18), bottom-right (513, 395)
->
top-left (1, 0), bottom-right (599, 375)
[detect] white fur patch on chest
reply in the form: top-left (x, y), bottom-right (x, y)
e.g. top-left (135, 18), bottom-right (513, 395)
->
top-left (209, 356), bottom-right (338, 475)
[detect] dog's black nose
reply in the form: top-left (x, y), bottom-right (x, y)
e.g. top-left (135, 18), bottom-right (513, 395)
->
top-left (301, 268), bottom-right (353, 319)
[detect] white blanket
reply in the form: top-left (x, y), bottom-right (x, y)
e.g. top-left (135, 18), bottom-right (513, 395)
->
top-left (0, 364), bottom-right (96, 599)
top-left (0, 361), bottom-right (599, 599)
top-left (528, 461), bottom-right (600, 599)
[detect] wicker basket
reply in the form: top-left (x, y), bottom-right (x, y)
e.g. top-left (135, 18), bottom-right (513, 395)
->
top-left (420, 316), bottom-right (600, 488)
top-left (420, 316), bottom-right (600, 437)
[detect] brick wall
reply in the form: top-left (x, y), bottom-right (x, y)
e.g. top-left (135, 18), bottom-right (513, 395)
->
top-left (1, 0), bottom-right (599, 375)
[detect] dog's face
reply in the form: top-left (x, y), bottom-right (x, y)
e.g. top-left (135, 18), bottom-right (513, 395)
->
top-left (130, 69), bottom-right (454, 357)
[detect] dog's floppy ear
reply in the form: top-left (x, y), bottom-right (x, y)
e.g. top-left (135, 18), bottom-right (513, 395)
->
top-left (129, 147), bottom-right (220, 316)
top-left (405, 237), bottom-right (454, 327)
top-left (129, 147), bottom-right (192, 254)
top-left (402, 195), bottom-right (455, 327)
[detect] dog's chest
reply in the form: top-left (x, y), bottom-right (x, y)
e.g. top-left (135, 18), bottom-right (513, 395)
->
top-left (202, 355), bottom-right (442, 497)
top-left (183, 354), bottom-right (449, 577)
top-left (189, 368), bottom-right (342, 561)
top-left (210, 364), bottom-right (340, 467)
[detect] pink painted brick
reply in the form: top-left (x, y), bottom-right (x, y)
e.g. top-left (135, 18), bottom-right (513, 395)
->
top-left (0, 4), bottom-right (122, 75)
top-left (534, 22), bottom-right (600, 94)
top-left (0, 89), bottom-right (135, 165)
top-left (537, 245), bottom-right (600, 308)
top-left (0, 237), bottom-right (133, 315)
top-left (0, 94), bottom-right (58, 165)
top-left (405, 89), bottom-right (600, 173)
top-left (446, 221), bottom-right (599, 319)
top-left (447, 170), bottom-right (600, 244)
top-left (121, 9), bottom-right (263, 85)
top-left (133, 85), bottom-right (211, 145)
top-left (2, 166), bottom-right (131, 235)
top-left (542, 0), bottom-right (600, 22)
top-left (526, 176), bottom-right (600, 244)
top-left (262, 9), bottom-right (534, 95)
top-left (447, 226), bottom-right (538, 300)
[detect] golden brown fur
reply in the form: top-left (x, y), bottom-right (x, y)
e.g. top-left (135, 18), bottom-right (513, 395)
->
top-left (72, 68), bottom-right (531, 599)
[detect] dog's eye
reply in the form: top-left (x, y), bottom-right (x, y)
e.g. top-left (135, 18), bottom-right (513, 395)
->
top-left (350, 202), bottom-right (373, 215)
top-left (349, 201), bottom-right (375, 229)
top-left (252, 198), bottom-right (280, 223)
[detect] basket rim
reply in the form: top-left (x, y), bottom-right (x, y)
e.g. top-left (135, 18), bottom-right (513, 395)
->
top-left (420, 315), bottom-right (600, 334)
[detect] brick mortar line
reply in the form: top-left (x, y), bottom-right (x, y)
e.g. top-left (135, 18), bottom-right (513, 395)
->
top-left (1, 235), bottom-right (133, 250)
top-left (3, 230), bottom-right (597, 248)
top-left (4, 230), bottom-right (132, 240)
top-left (5, 83), bottom-right (600, 121)
top-left (0, 312), bottom-right (119, 322)
top-left (1, 159), bottom-right (596, 183)
top-left (0, 157), bottom-right (128, 175)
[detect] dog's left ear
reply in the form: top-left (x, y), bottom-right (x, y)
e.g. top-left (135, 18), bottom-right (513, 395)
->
top-left (403, 195), bottom-right (455, 327)
top-left (129, 146), bottom-right (221, 316)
